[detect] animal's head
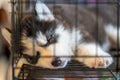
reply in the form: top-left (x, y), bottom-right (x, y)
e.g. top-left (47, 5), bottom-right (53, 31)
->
top-left (1, 1), bottom-right (73, 69)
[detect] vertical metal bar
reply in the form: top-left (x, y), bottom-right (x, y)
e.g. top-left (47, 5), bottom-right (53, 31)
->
top-left (17, 0), bottom-right (23, 79)
top-left (116, 0), bottom-right (120, 73)
top-left (53, 0), bottom-right (56, 58)
top-left (19, 0), bottom-right (22, 56)
top-left (11, 0), bottom-right (15, 79)
top-left (95, 0), bottom-right (99, 59)
top-left (32, 0), bottom-right (35, 62)
top-left (75, 0), bottom-right (78, 56)
top-left (32, 16), bottom-right (35, 62)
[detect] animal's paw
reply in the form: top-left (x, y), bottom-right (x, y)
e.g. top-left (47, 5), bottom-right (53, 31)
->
top-left (75, 43), bottom-right (113, 68)
top-left (84, 54), bottom-right (113, 68)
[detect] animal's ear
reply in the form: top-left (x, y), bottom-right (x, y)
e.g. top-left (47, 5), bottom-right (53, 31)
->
top-left (1, 27), bottom-right (11, 45)
top-left (35, 0), bottom-right (55, 21)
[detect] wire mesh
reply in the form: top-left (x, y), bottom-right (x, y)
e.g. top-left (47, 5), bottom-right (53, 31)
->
top-left (9, 0), bottom-right (120, 80)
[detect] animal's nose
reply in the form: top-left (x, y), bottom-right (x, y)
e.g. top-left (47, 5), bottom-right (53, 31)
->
top-left (52, 57), bottom-right (62, 67)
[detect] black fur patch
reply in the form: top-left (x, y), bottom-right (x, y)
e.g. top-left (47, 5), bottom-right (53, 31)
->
top-left (21, 15), bottom-right (57, 38)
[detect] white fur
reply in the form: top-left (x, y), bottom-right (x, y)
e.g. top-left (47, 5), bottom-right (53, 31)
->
top-left (22, 24), bottom-right (72, 69)
top-left (101, 37), bottom-right (110, 51)
top-left (35, 24), bottom-right (113, 69)
top-left (36, 24), bottom-right (73, 68)
top-left (71, 28), bottom-right (83, 51)
top-left (36, 31), bottom-right (47, 45)
top-left (35, 0), bottom-right (55, 21)
top-left (33, 24), bottom-right (113, 69)
top-left (105, 24), bottom-right (120, 44)
top-left (75, 43), bottom-right (113, 68)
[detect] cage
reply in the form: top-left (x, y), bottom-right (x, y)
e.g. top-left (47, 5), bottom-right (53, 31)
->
top-left (8, 0), bottom-right (120, 80)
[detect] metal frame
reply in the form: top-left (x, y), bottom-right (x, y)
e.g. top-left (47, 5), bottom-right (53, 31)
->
top-left (10, 0), bottom-right (120, 80)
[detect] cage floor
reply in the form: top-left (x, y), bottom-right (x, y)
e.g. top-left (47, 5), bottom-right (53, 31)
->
top-left (16, 51), bottom-right (120, 80)
top-left (15, 50), bottom-right (120, 80)
top-left (17, 62), bottom-right (119, 80)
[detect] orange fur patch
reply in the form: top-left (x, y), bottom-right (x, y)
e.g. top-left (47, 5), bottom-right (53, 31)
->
top-left (0, 8), bottom-right (8, 24)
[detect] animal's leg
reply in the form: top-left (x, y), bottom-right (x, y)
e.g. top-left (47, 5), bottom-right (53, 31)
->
top-left (74, 43), bottom-right (113, 68)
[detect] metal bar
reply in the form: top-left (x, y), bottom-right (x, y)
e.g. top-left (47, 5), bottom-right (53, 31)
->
top-left (116, 0), bottom-right (120, 73)
top-left (12, 1), bottom-right (118, 4)
top-left (109, 70), bottom-right (118, 80)
top-left (14, 0), bottom-right (119, 79)
top-left (11, 0), bottom-right (15, 79)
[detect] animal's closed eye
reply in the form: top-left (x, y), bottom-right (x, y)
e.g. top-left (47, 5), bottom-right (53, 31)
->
top-left (37, 40), bottom-right (48, 47)
top-left (37, 34), bottom-right (58, 47)
top-left (47, 34), bottom-right (57, 44)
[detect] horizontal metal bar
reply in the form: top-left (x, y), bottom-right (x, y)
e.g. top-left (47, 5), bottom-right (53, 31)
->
top-left (9, 1), bottom-right (118, 4)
